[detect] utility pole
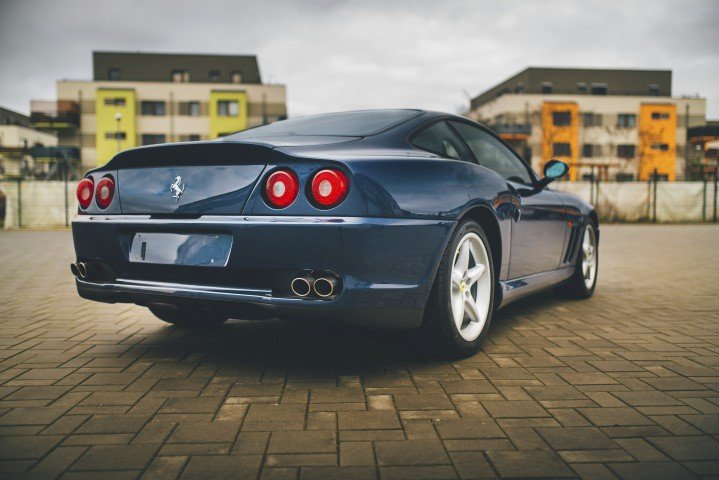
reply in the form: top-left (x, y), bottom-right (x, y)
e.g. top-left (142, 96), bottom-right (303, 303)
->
top-left (685, 103), bottom-right (690, 180)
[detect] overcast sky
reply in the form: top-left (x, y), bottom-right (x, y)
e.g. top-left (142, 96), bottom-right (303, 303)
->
top-left (1, 0), bottom-right (718, 117)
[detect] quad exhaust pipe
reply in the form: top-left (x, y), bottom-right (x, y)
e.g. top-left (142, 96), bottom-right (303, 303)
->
top-left (290, 272), bottom-right (339, 299)
top-left (313, 277), bottom-right (337, 298)
top-left (70, 261), bottom-right (99, 280)
top-left (290, 276), bottom-right (312, 297)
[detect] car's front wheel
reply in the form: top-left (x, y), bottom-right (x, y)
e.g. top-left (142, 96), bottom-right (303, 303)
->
top-left (421, 220), bottom-right (495, 358)
top-left (148, 304), bottom-right (227, 328)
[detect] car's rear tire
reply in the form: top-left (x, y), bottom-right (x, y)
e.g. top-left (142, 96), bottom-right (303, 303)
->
top-left (561, 220), bottom-right (598, 298)
top-left (148, 305), bottom-right (227, 328)
top-left (420, 220), bottom-right (495, 358)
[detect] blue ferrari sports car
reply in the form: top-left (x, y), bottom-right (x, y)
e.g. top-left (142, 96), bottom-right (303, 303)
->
top-left (71, 109), bottom-right (598, 357)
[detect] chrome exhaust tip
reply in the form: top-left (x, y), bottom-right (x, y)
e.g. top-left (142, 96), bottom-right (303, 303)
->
top-left (77, 261), bottom-right (97, 280)
top-left (313, 277), bottom-right (337, 298)
top-left (70, 263), bottom-right (79, 277)
top-left (290, 277), bottom-right (312, 297)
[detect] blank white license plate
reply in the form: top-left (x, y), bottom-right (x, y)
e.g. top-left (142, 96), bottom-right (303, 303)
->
top-left (129, 233), bottom-right (232, 267)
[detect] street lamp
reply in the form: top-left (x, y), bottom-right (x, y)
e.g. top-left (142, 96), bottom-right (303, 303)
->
top-left (114, 112), bottom-right (122, 153)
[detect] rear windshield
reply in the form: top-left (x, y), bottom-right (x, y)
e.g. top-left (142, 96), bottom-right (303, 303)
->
top-left (224, 109), bottom-right (420, 138)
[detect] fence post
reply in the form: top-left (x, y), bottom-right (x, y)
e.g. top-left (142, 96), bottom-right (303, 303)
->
top-left (702, 176), bottom-right (707, 222)
top-left (713, 168), bottom-right (718, 223)
top-left (652, 168), bottom-right (658, 224)
top-left (16, 178), bottom-right (22, 228)
top-left (64, 160), bottom-right (69, 227)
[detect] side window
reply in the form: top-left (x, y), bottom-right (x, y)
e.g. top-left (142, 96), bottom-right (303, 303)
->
top-left (410, 121), bottom-right (471, 162)
top-left (450, 122), bottom-right (534, 185)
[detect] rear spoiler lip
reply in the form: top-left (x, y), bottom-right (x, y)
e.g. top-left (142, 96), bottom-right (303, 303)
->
top-left (89, 141), bottom-right (279, 173)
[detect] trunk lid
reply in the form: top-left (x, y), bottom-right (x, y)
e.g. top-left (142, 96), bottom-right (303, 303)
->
top-left (108, 142), bottom-right (270, 215)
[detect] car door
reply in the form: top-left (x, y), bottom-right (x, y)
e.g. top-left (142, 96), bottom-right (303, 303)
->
top-left (449, 121), bottom-right (568, 279)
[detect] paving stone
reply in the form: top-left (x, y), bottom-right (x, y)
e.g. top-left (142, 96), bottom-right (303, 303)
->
top-left (393, 394), bottom-right (454, 410)
top-left (435, 418), bottom-right (504, 439)
top-left (0, 434), bottom-right (63, 459)
top-left (338, 410), bottom-right (401, 430)
top-left (76, 414), bottom-right (150, 434)
top-left (268, 430), bottom-right (336, 454)
top-left (647, 435), bottom-right (719, 461)
top-left (169, 420), bottom-right (240, 443)
top-left (339, 441), bottom-right (375, 466)
top-left (608, 461), bottom-right (697, 480)
top-left (300, 466), bottom-right (377, 480)
top-left (180, 454), bottom-right (262, 479)
top-left (72, 444), bottom-right (158, 471)
top-left (481, 400), bottom-right (548, 418)
top-left (375, 439), bottom-right (450, 466)
top-left (536, 426), bottom-right (618, 450)
top-left (486, 450), bottom-right (574, 478)
top-left (379, 465), bottom-right (458, 479)
top-left (578, 407), bottom-right (655, 426)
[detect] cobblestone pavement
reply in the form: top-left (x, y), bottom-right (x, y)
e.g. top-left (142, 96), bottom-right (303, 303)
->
top-left (1, 225), bottom-right (718, 480)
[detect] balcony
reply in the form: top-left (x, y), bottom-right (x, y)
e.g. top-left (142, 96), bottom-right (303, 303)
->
top-left (489, 123), bottom-right (532, 140)
top-left (30, 100), bottom-right (80, 130)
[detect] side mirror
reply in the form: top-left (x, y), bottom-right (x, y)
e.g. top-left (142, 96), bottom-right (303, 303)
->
top-left (538, 160), bottom-right (569, 188)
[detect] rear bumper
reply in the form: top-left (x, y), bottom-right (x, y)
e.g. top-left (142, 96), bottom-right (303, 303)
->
top-left (72, 215), bottom-right (454, 329)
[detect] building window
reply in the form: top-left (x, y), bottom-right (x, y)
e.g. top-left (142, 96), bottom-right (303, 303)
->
top-left (582, 144), bottom-right (602, 157)
top-left (651, 143), bottom-right (670, 151)
top-left (617, 144), bottom-right (636, 158)
top-left (651, 112), bottom-right (670, 120)
top-left (105, 132), bottom-right (127, 140)
top-left (172, 69), bottom-right (190, 82)
top-left (616, 114), bottom-right (636, 128)
top-left (649, 84), bottom-right (659, 96)
top-left (230, 71), bottom-right (243, 83)
top-left (108, 68), bottom-right (120, 80)
top-left (209, 70), bottom-right (221, 82)
top-left (141, 101), bottom-right (166, 116)
top-left (552, 142), bottom-right (571, 156)
top-left (514, 83), bottom-right (524, 93)
top-left (541, 82), bottom-right (553, 94)
top-left (552, 111), bottom-right (572, 126)
top-left (188, 134), bottom-right (200, 141)
top-left (577, 82), bottom-right (587, 94)
top-left (188, 101), bottom-right (200, 116)
top-left (591, 83), bottom-right (608, 95)
top-left (582, 113), bottom-right (603, 127)
top-left (217, 100), bottom-right (238, 116)
top-left (141, 134), bottom-right (167, 145)
top-left (103, 97), bottom-right (126, 106)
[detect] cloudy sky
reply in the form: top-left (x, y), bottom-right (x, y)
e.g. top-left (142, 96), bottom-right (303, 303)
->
top-left (1, 0), bottom-right (718, 117)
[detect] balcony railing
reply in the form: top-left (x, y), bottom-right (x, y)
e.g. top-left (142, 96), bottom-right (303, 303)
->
top-left (29, 146), bottom-right (80, 161)
top-left (30, 100), bottom-right (80, 130)
top-left (489, 123), bottom-right (532, 139)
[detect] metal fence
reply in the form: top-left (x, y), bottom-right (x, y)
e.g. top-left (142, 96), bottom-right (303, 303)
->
top-left (0, 179), bottom-right (77, 229)
top-left (552, 173), bottom-right (718, 223)
top-left (1, 175), bottom-right (718, 229)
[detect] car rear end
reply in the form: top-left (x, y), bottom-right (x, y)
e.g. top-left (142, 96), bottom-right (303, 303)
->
top-left (71, 140), bottom-right (452, 328)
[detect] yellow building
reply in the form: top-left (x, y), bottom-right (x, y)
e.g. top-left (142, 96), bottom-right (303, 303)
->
top-left (32, 51), bottom-right (286, 171)
top-left (466, 67), bottom-right (706, 181)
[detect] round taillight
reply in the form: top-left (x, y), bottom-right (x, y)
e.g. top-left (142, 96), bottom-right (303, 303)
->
top-left (311, 169), bottom-right (349, 208)
top-left (95, 176), bottom-right (115, 209)
top-left (76, 178), bottom-right (94, 209)
top-left (265, 170), bottom-right (299, 208)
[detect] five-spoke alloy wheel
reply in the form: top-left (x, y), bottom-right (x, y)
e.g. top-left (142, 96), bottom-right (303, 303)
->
top-left (450, 232), bottom-right (492, 342)
top-left (421, 220), bottom-right (495, 358)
